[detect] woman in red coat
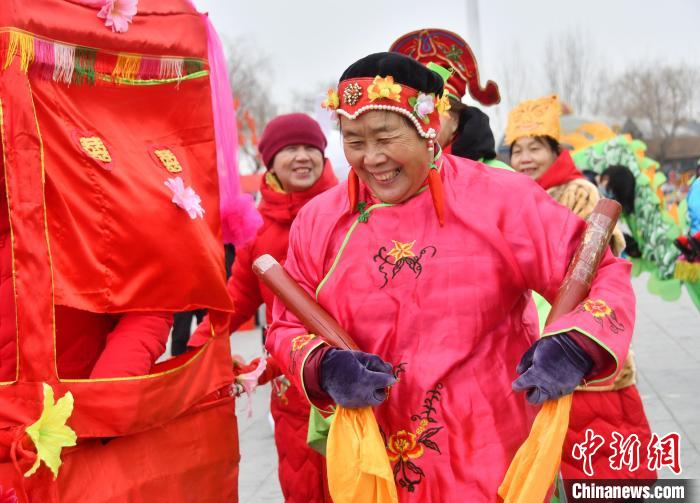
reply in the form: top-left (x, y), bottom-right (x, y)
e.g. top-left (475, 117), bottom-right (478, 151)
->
top-left (191, 113), bottom-right (337, 502)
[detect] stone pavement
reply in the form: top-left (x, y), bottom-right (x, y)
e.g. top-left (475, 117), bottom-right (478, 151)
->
top-left (231, 275), bottom-right (700, 502)
top-left (632, 276), bottom-right (699, 481)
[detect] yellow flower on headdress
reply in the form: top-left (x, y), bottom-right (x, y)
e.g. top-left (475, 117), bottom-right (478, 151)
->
top-left (367, 75), bottom-right (402, 102)
top-left (24, 383), bottom-right (77, 479)
top-left (321, 88), bottom-right (339, 110)
top-left (436, 92), bottom-right (451, 115)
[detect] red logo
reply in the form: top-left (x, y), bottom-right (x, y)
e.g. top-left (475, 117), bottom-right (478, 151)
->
top-left (609, 432), bottom-right (641, 472)
top-left (647, 432), bottom-right (681, 474)
top-left (572, 429), bottom-right (605, 477)
top-left (573, 429), bottom-right (682, 476)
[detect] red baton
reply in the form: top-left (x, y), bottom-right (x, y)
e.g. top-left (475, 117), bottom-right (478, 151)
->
top-left (546, 198), bottom-right (622, 324)
top-left (252, 255), bottom-right (359, 351)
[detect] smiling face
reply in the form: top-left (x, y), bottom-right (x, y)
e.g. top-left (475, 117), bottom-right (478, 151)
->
top-left (269, 145), bottom-right (324, 193)
top-left (340, 111), bottom-right (431, 204)
top-left (509, 136), bottom-right (558, 180)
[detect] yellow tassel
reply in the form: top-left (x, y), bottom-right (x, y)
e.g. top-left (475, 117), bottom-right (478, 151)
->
top-left (674, 261), bottom-right (700, 283)
top-left (112, 53), bottom-right (142, 81)
top-left (4, 31), bottom-right (35, 72)
top-left (4, 34), bottom-right (17, 69)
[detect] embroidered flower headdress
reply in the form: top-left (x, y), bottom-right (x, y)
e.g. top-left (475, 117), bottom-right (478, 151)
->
top-left (322, 75), bottom-right (450, 140)
top-left (324, 52), bottom-right (452, 226)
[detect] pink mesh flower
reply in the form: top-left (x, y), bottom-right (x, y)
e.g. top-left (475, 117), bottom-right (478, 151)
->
top-left (164, 177), bottom-right (205, 219)
top-left (414, 93), bottom-right (435, 119)
top-left (97, 0), bottom-right (138, 33)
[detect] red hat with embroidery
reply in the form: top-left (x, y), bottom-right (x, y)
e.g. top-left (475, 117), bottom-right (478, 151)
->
top-left (389, 28), bottom-right (500, 105)
top-left (258, 113), bottom-right (327, 168)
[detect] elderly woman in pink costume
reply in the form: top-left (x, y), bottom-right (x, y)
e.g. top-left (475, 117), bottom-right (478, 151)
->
top-left (265, 52), bottom-right (635, 501)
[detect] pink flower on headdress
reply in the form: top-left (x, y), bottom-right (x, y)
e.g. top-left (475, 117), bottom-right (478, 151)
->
top-left (414, 93), bottom-right (435, 119)
top-left (97, 0), bottom-right (138, 33)
top-left (164, 177), bottom-right (205, 219)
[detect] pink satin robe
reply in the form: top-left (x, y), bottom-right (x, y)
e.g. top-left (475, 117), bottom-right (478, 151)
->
top-left (266, 154), bottom-right (635, 502)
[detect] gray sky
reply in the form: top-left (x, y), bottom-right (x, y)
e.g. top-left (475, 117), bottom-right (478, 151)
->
top-left (195, 0), bottom-right (698, 135)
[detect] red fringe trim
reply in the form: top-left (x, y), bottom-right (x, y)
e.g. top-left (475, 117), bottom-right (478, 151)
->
top-left (428, 168), bottom-right (445, 226)
top-left (348, 169), bottom-right (359, 214)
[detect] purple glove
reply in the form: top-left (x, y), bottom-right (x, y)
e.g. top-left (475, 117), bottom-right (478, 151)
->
top-left (320, 349), bottom-right (396, 408)
top-left (512, 334), bottom-right (593, 405)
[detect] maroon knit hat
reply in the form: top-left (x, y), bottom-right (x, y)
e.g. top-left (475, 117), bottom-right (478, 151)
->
top-left (258, 113), bottom-right (327, 168)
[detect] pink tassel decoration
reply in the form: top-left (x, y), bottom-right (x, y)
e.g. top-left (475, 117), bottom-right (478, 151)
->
top-left (33, 38), bottom-right (55, 80)
top-left (220, 195), bottom-right (263, 246)
top-left (137, 57), bottom-right (160, 80)
top-left (182, 0), bottom-right (263, 245)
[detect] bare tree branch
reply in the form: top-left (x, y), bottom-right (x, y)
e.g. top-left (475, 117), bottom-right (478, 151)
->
top-left (606, 63), bottom-right (698, 161)
top-left (491, 48), bottom-right (535, 134)
top-left (542, 30), bottom-right (600, 114)
top-left (225, 37), bottom-right (279, 171)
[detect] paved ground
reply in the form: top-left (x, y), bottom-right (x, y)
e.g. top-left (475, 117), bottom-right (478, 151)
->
top-left (231, 275), bottom-right (699, 502)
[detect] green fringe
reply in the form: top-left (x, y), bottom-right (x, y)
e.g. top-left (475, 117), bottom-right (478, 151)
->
top-left (73, 47), bottom-right (97, 85)
top-left (184, 58), bottom-right (204, 75)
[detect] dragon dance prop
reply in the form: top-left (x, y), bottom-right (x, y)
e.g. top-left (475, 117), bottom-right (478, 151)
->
top-left (572, 135), bottom-right (700, 311)
top-left (499, 199), bottom-right (621, 503)
top-left (253, 255), bottom-right (398, 503)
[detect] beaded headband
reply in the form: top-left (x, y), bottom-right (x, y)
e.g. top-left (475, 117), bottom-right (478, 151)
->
top-left (322, 76), bottom-right (449, 139)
